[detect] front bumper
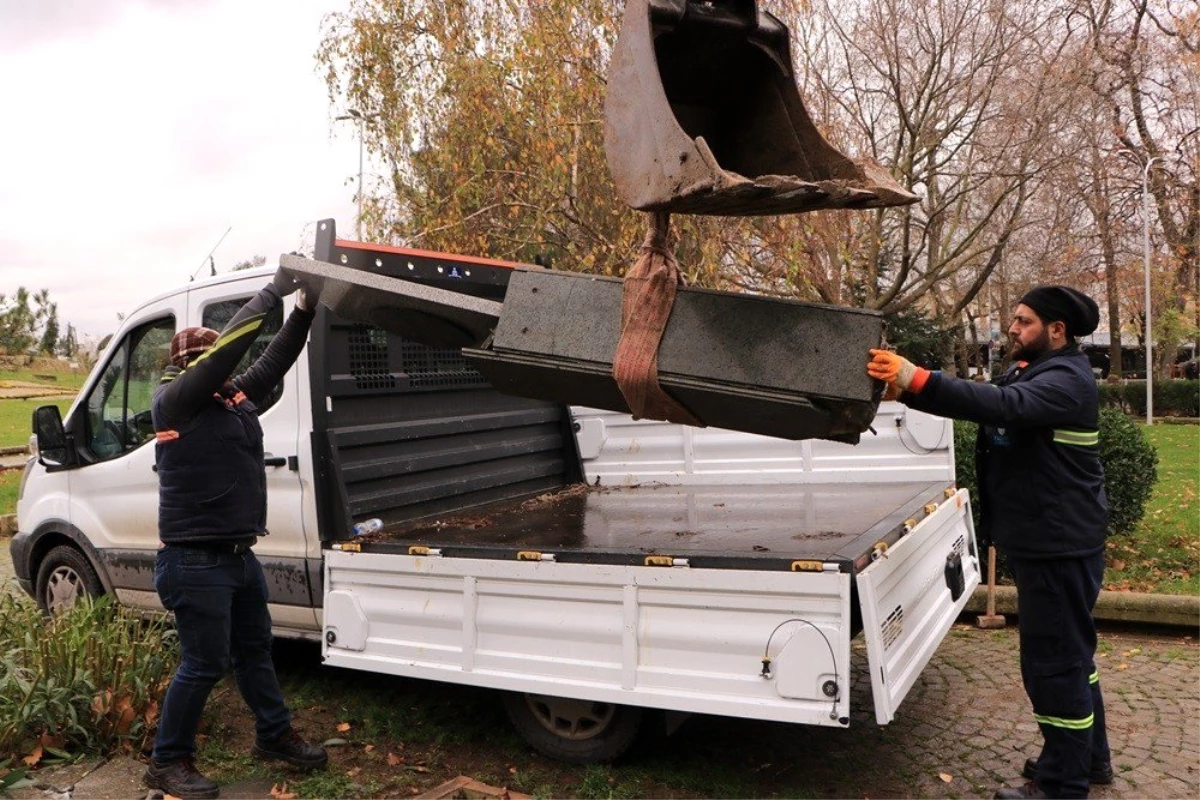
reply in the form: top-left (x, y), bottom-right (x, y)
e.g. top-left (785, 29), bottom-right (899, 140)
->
top-left (8, 530), bottom-right (35, 596)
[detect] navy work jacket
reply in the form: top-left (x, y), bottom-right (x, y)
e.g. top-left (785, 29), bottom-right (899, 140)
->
top-left (902, 344), bottom-right (1107, 559)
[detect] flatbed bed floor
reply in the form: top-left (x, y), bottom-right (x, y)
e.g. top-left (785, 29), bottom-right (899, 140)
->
top-left (360, 481), bottom-right (953, 571)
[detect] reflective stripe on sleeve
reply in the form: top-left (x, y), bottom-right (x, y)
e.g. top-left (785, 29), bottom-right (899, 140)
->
top-left (1053, 429), bottom-right (1099, 446)
top-left (189, 314), bottom-right (264, 367)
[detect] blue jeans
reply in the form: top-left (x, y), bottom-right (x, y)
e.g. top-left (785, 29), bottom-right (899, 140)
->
top-left (152, 544), bottom-right (291, 763)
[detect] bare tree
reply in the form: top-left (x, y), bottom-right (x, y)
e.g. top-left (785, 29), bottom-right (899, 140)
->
top-left (789, 0), bottom-right (1088, 330)
top-left (1074, 0), bottom-right (1200, 375)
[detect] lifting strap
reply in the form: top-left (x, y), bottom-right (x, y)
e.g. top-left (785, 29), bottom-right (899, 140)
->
top-left (611, 212), bottom-right (703, 427)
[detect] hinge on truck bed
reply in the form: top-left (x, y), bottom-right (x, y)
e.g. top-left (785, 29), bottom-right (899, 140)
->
top-left (644, 555), bottom-right (690, 568)
top-left (517, 550), bottom-right (556, 562)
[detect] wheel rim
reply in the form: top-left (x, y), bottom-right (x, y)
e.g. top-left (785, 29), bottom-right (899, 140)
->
top-left (44, 566), bottom-right (83, 613)
top-left (523, 694), bottom-right (615, 741)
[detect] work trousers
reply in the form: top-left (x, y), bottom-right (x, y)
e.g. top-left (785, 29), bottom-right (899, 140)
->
top-left (152, 544), bottom-right (292, 764)
top-left (1009, 552), bottom-right (1109, 799)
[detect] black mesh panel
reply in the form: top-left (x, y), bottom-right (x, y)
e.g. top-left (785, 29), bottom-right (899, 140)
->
top-left (348, 326), bottom-right (396, 390)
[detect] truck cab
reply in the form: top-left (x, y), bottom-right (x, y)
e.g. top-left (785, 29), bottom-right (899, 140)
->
top-left (13, 267), bottom-right (322, 635)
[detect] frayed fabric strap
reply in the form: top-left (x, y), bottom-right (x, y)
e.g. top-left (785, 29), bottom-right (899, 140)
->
top-left (611, 212), bottom-right (703, 427)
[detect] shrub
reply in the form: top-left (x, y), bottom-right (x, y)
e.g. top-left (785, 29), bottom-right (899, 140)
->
top-left (1097, 407), bottom-right (1159, 536)
top-left (953, 407), bottom-right (1158, 540)
top-left (1099, 380), bottom-right (1200, 417)
top-left (0, 593), bottom-right (178, 761)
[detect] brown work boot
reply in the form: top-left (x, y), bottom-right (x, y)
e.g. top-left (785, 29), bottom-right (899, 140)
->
top-left (1023, 756), bottom-right (1114, 784)
top-left (144, 758), bottom-right (219, 799)
top-left (253, 727), bottom-right (328, 770)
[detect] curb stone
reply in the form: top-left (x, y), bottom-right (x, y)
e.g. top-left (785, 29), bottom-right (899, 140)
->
top-left (966, 584), bottom-right (1199, 628)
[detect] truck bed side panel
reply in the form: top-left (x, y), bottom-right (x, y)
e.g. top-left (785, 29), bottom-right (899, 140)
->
top-left (323, 552), bottom-right (854, 726)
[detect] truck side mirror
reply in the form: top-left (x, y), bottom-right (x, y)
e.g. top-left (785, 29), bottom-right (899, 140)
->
top-left (33, 405), bottom-right (69, 467)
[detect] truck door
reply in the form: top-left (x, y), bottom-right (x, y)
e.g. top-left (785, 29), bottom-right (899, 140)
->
top-left (189, 284), bottom-right (317, 632)
top-left (856, 488), bottom-right (981, 724)
top-left (65, 301), bottom-right (178, 609)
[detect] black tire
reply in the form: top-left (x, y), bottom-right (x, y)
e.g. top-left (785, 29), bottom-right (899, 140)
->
top-left (35, 545), bottom-right (104, 614)
top-left (502, 692), bottom-right (644, 764)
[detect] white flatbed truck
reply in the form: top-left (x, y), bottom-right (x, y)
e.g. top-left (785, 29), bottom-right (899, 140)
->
top-left (14, 222), bottom-right (979, 761)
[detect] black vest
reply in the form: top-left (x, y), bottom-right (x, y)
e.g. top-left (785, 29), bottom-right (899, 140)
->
top-left (154, 389), bottom-right (267, 543)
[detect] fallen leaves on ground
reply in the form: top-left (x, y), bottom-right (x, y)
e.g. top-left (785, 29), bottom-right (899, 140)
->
top-left (21, 744), bottom-right (42, 768)
top-left (270, 783), bottom-right (297, 800)
top-left (939, 772), bottom-right (953, 783)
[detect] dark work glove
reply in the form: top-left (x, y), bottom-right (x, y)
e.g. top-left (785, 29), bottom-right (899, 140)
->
top-left (271, 266), bottom-right (300, 298)
top-left (296, 279), bottom-right (321, 312)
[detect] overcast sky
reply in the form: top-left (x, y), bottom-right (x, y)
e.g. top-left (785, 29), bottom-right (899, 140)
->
top-left (0, 0), bottom-right (361, 340)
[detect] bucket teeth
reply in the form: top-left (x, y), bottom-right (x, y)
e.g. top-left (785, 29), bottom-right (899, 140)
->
top-left (604, 0), bottom-right (917, 216)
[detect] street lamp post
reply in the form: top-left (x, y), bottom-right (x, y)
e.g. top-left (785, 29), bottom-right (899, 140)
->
top-left (1141, 155), bottom-right (1160, 426)
top-left (336, 108), bottom-right (375, 241)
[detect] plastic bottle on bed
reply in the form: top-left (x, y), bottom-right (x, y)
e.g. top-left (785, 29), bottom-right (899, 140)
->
top-left (351, 518), bottom-right (383, 537)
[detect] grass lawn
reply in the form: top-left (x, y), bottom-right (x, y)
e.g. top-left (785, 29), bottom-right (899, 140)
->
top-left (0, 368), bottom-right (87, 393)
top-left (1105, 423), bottom-right (1199, 595)
top-left (0, 397), bottom-right (75, 449)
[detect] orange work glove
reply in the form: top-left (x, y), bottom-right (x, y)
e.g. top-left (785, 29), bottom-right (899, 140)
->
top-left (867, 349), bottom-right (931, 394)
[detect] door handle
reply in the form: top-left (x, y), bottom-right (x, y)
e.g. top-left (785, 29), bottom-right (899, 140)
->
top-left (264, 456), bottom-right (299, 470)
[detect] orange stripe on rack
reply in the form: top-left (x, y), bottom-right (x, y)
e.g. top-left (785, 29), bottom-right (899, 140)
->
top-left (156, 430), bottom-right (180, 442)
top-left (333, 239), bottom-right (531, 270)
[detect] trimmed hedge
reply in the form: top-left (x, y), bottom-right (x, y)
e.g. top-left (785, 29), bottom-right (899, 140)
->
top-left (953, 407), bottom-right (1158, 541)
top-left (1099, 379), bottom-right (1199, 417)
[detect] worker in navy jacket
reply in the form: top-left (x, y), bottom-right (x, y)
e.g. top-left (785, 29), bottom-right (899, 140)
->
top-left (867, 286), bottom-right (1110, 800)
top-left (146, 268), bottom-right (327, 800)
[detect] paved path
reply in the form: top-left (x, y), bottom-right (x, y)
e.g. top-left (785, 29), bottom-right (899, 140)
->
top-left (851, 625), bottom-right (1199, 799)
top-left (6, 617), bottom-right (1196, 799)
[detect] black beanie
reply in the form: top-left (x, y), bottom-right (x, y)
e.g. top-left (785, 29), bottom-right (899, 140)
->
top-left (1018, 286), bottom-right (1100, 338)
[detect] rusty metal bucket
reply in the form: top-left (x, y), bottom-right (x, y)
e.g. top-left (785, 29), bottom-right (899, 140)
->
top-left (604, 0), bottom-right (918, 216)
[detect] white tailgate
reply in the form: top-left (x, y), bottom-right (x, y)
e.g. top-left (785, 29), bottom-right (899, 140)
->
top-left (856, 489), bottom-right (980, 724)
top-left (323, 553), bottom-right (855, 727)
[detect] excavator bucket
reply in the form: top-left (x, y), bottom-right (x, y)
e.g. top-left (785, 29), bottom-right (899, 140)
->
top-left (604, 0), bottom-right (918, 216)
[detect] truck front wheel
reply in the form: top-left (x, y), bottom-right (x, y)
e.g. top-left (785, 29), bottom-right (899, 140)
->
top-left (502, 692), bottom-right (643, 764)
top-left (35, 545), bottom-right (103, 614)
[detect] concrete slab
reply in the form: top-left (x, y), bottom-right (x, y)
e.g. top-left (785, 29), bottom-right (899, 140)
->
top-left (468, 270), bottom-right (884, 441)
top-left (279, 254), bottom-right (502, 349)
top-left (491, 271), bottom-right (882, 402)
top-left (70, 757), bottom-right (151, 800)
top-left (8, 758), bottom-right (94, 799)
